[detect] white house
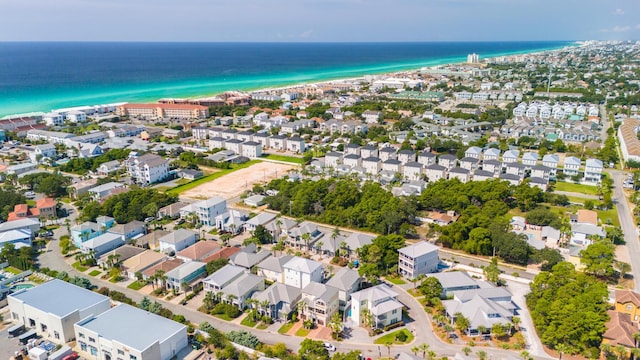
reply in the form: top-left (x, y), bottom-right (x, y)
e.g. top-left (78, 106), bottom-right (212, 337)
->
top-left (349, 284), bottom-right (403, 329)
top-left (425, 164), bottom-right (447, 182)
top-left (124, 153), bottom-right (169, 185)
top-left (563, 156), bottom-right (581, 176)
top-left (158, 229), bottom-right (198, 254)
top-left (74, 304), bottom-right (187, 360)
top-left (583, 158), bottom-right (603, 183)
top-left (179, 197), bottom-right (227, 226)
top-left (464, 146), bottom-right (482, 159)
top-left (398, 241), bottom-right (439, 279)
top-left (43, 112), bottom-right (64, 126)
top-left (362, 110), bottom-right (381, 124)
top-left (325, 267), bottom-right (362, 310)
top-left (30, 144), bottom-right (57, 163)
top-left (241, 141), bottom-right (263, 158)
top-left (283, 257), bottom-right (323, 289)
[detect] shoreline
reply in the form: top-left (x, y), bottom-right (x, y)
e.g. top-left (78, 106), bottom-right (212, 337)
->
top-left (0, 42), bottom-right (576, 118)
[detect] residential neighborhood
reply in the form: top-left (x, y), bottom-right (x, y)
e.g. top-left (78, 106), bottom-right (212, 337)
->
top-left (1, 40), bottom-right (640, 360)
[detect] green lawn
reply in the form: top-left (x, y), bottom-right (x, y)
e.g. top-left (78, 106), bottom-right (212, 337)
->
top-left (597, 207), bottom-right (620, 227)
top-left (240, 316), bottom-right (257, 328)
top-left (278, 322), bottom-right (295, 334)
top-left (72, 261), bottom-right (89, 272)
top-left (295, 328), bottom-right (310, 337)
top-left (88, 270), bottom-right (101, 276)
top-left (553, 181), bottom-right (598, 196)
top-left (256, 323), bottom-right (269, 330)
top-left (166, 160), bottom-right (260, 195)
top-left (214, 314), bottom-right (233, 321)
top-left (386, 277), bottom-right (407, 285)
top-left (565, 195), bottom-right (586, 205)
top-left (263, 154), bottom-right (305, 165)
top-left (127, 281), bottom-right (146, 290)
top-left (174, 178), bottom-right (191, 185)
top-left (26, 200), bottom-right (36, 207)
top-left (374, 329), bottom-right (414, 345)
top-left (3, 266), bottom-right (22, 275)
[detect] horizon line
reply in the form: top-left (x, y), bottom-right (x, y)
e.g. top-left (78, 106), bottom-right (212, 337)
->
top-left (0, 39), bottom-right (582, 44)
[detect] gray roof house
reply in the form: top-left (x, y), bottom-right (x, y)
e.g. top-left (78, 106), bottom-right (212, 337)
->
top-left (220, 273), bottom-right (265, 309)
top-left (325, 267), bottom-right (362, 309)
top-left (252, 283), bottom-right (301, 321)
top-left (427, 271), bottom-right (481, 297)
top-left (256, 255), bottom-right (294, 283)
top-left (203, 264), bottom-right (246, 292)
top-left (230, 243), bottom-right (272, 269)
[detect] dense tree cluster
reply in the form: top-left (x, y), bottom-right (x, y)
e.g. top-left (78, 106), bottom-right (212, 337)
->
top-left (0, 243), bottom-right (38, 270)
top-left (81, 187), bottom-right (177, 223)
top-left (0, 189), bottom-right (27, 221)
top-left (58, 149), bottom-right (131, 174)
top-left (19, 172), bottom-right (71, 197)
top-left (265, 179), bottom-right (417, 234)
top-left (356, 234), bottom-right (406, 282)
top-left (527, 262), bottom-right (609, 357)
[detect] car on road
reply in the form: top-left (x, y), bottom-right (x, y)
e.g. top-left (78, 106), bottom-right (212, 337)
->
top-left (144, 217), bottom-right (155, 223)
top-left (323, 343), bottom-right (336, 352)
top-left (25, 191), bottom-right (36, 199)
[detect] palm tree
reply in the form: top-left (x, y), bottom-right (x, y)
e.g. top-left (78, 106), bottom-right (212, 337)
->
top-left (600, 343), bottom-right (613, 360)
top-left (226, 294), bottom-right (238, 308)
top-left (411, 346), bottom-right (420, 356)
top-left (297, 300), bottom-right (307, 321)
top-left (135, 271), bottom-right (144, 287)
top-left (154, 270), bottom-right (167, 291)
top-left (301, 233), bottom-right (312, 254)
top-left (511, 316), bottom-right (521, 331)
top-left (181, 281), bottom-right (190, 295)
top-left (331, 227), bottom-right (341, 256)
top-left (477, 325), bottom-right (487, 336)
top-left (203, 291), bottom-right (216, 311)
top-left (260, 299), bottom-right (271, 318)
top-left (340, 241), bottom-right (349, 259)
top-left (275, 219), bottom-right (283, 244)
top-left (418, 343), bottom-right (430, 359)
top-left (432, 313), bottom-right (447, 327)
top-left (315, 241), bottom-right (324, 255)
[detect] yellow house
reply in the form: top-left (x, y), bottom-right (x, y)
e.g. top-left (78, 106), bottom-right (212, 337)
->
top-left (615, 290), bottom-right (640, 322)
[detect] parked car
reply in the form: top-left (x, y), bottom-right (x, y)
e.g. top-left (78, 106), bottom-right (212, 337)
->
top-left (324, 343), bottom-right (336, 352)
top-left (25, 191), bottom-right (36, 199)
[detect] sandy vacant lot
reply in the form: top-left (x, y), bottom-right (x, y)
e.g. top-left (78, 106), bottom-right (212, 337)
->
top-left (180, 161), bottom-right (295, 200)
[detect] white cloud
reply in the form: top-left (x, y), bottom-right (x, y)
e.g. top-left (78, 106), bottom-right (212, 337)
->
top-left (612, 8), bottom-right (624, 15)
top-left (613, 25), bottom-right (632, 32)
top-left (299, 30), bottom-right (314, 38)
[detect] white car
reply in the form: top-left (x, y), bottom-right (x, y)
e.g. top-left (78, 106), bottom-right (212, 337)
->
top-left (323, 343), bottom-right (336, 352)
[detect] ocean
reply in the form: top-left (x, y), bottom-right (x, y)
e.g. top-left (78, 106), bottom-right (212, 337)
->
top-left (0, 41), bottom-right (572, 117)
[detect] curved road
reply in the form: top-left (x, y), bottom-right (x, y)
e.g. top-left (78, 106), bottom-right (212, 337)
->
top-left (38, 206), bottom-right (546, 359)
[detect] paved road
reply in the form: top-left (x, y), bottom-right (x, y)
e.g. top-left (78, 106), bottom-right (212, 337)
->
top-left (609, 170), bottom-right (640, 290)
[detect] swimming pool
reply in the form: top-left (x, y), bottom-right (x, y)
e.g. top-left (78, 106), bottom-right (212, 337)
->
top-left (11, 283), bottom-right (34, 291)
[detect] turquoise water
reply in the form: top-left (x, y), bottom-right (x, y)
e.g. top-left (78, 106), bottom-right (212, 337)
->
top-left (0, 42), bottom-right (574, 117)
top-left (11, 283), bottom-right (34, 290)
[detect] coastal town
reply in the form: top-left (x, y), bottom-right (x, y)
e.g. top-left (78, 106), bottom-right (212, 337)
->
top-left (1, 39), bottom-right (640, 360)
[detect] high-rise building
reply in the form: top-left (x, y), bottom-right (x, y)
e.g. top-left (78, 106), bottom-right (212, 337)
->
top-left (467, 53), bottom-right (480, 63)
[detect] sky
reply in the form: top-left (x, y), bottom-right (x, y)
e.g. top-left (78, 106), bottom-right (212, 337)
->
top-left (1, 0), bottom-right (639, 42)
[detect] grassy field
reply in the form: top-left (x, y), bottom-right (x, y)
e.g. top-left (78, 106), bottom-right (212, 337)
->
top-left (88, 270), bottom-right (101, 276)
top-left (166, 160), bottom-right (260, 195)
top-left (597, 207), bottom-right (620, 227)
top-left (373, 329), bottom-right (414, 345)
top-left (214, 314), bottom-right (234, 321)
top-left (278, 322), bottom-right (295, 334)
top-left (256, 323), bottom-right (269, 330)
top-left (263, 154), bottom-right (305, 165)
top-left (553, 181), bottom-right (598, 196)
top-left (295, 328), bottom-right (310, 337)
top-left (127, 281), bottom-right (146, 290)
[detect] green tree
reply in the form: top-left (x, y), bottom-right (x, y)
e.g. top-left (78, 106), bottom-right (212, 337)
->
top-left (418, 277), bottom-right (443, 300)
top-left (580, 241), bottom-right (615, 277)
top-left (299, 339), bottom-right (330, 360)
top-left (454, 313), bottom-right (470, 334)
top-left (483, 257), bottom-right (501, 284)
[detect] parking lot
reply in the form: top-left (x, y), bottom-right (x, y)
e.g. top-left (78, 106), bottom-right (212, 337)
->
top-left (0, 317), bottom-right (24, 360)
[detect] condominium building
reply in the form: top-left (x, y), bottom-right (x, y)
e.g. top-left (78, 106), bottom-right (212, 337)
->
top-left (124, 153), bottom-right (169, 185)
top-left (117, 103), bottom-right (209, 119)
